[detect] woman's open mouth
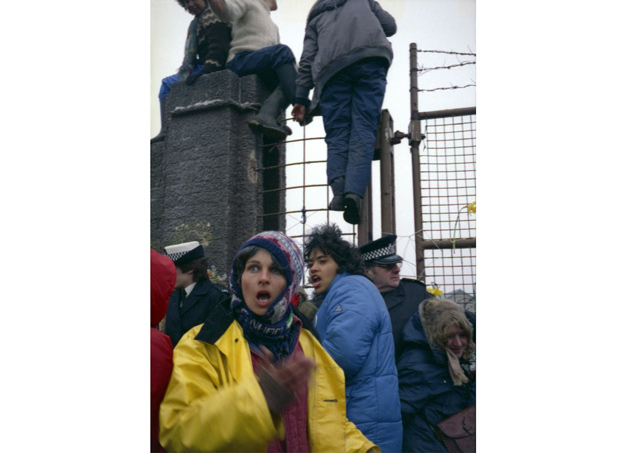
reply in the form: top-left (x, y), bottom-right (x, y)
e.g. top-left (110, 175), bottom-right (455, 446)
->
top-left (256, 290), bottom-right (272, 307)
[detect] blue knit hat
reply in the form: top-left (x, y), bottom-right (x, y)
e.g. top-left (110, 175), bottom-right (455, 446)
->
top-left (230, 231), bottom-right (304, 324)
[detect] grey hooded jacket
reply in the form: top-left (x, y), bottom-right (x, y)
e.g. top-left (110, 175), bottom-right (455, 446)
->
top-left (295, 0), bottom-right (397, 112)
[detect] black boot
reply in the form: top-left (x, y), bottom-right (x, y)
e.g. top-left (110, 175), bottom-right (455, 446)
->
top-left (343, 193), bottom-right (362, 225)
top-left (151, 97), bottom-right (167, 143)
top-left (248, 86), bottom-right (292, 142)
top-left (328, 176), bottom-right (345, 211)
top-left (275, 63), bottom-right (297, 105)
top-left (248, 63), bottom-right (297, 142)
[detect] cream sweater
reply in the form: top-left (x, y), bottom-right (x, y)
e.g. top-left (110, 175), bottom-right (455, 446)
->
top-left (213, 0), bottom-right (280, 62)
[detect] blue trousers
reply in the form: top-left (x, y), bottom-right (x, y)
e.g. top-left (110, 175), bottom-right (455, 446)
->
top-left (320, 58), bottom-right (388, 198)
top-left (226, 44), bottom-right (295, 89)
top-left (158, 64), bottom-right (204, 99)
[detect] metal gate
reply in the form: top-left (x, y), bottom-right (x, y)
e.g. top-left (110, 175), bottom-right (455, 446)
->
top-left (258, 44), bottom-right (476, 311)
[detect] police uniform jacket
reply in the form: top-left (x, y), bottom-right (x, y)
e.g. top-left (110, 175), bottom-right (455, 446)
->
top-left (165, 279), bottom-right (231, 348)
top-left (382, 278), bottom-right (431, 360)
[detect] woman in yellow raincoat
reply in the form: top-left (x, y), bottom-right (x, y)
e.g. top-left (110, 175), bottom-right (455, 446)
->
top-left (159, 231), bottom-right (378, 453)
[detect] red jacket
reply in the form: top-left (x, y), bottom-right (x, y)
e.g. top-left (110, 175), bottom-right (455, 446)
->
top-left (150, 250), bottom-right (176, 452)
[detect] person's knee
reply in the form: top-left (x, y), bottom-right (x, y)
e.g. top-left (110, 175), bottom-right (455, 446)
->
top-left (272, 44), bottom-right (296, 67)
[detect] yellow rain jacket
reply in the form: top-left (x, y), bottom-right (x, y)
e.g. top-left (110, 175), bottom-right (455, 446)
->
top-left (160, 320), bottom-right (379, 453)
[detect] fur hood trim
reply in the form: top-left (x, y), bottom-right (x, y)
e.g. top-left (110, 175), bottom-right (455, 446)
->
top-left (418, 298), bottom-right (475, 385)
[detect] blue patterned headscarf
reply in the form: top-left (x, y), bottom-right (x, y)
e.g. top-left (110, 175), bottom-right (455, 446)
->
top-left (230, 231), bottom-right (304, 361)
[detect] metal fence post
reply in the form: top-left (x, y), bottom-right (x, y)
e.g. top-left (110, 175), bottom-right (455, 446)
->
top-left (379, 109), bottom-right (396, 236)
top-left (358, 183), bottom-right (373, 246)
top-left (409, 43), bottom-right (426, 282)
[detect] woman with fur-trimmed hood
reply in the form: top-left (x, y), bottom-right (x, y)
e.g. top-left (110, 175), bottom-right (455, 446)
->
top-left (397, 298), bottom-right (476, 452)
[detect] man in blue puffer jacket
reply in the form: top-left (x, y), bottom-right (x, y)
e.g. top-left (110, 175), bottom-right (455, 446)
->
top-left (304, 223), bottom-right (403, 452)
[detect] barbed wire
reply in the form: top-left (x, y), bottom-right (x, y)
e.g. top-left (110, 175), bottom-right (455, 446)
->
top-left (417, 49), bottom-right (476, 57)
top-left (418, 83), bottom-right (476, 92)
top-left (418, 61), bottom-right (476, 73)
top-left (413, 48), bottom-right (476, 92)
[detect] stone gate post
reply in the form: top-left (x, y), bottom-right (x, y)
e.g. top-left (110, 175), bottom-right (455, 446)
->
top-left (150, 70), bottom-right (286, 283)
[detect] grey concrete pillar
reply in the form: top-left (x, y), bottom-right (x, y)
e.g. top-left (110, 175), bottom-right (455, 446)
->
top-left (150, 70), bottom-right (286, 284)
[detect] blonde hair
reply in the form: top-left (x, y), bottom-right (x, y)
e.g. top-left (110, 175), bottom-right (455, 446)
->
top-left (419, 298), bottom-right (475, 360)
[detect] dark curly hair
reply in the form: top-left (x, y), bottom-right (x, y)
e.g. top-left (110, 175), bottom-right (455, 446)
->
top-left (303, 223), bottom-right (363, 275)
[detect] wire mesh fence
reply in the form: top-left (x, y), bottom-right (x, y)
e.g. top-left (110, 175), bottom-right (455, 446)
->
top-left (280, 119), bottom-right (360, 247)
top-left (419, 113), bottom-right (476, 311)
top-left (256, 109), bottom-right (476, 307)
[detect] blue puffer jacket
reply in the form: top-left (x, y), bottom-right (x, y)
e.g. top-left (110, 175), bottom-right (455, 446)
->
top-left (314, 272), bottom-right (403, 452)
top-left (397, 308), bottom-right (476, 453)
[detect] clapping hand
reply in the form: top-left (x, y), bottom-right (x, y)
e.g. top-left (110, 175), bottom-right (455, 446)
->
top-left (257, 345), bottom-right (316, 414)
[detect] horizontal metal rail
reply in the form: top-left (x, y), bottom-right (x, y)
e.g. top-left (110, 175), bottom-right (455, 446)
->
top-left (259, 207), bottom-right (329, 218)
top-left (258, 160), bottom-right (326, 172)
top-left (418, 107), bottom-right (476, 120)
top-left (281, 136), bottom-right (325, 145)
top-left (261, 183), bottom-right (328, 195)
top-left (422, 238), bottom-right (476, 249)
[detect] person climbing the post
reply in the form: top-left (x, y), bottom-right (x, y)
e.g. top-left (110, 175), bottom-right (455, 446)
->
top-left (292, 0), bottom-right (397, 224)
top-left (207, 0), bottom-right (299, 143)
top-left (151, 0), bottom-right (230, 143)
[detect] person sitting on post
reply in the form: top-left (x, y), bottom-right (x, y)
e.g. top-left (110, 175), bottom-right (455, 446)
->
top-left (151, 0), bottom-right (231, 143)
top-left (207, 0), bottom-right (299, 142)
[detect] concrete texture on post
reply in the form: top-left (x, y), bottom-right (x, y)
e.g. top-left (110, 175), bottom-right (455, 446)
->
top-left (150, 69), bottom-right (285, 284)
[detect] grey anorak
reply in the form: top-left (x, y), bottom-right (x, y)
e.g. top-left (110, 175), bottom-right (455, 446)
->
top-left (295, 0), bottom-right (397, 111)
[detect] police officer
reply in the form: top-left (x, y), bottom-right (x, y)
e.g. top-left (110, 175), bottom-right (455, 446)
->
top-left (360, 235), bottom-right (431, 360)
top-left (163, 241), bottom-right (231, 347)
